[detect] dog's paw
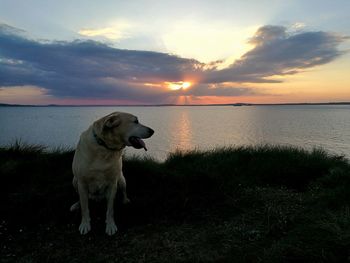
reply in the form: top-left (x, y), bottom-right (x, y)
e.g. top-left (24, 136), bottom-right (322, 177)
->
top-left (105, 221), bottom-right (118, 236)
top-left (79, 221), bottom-right (91, 235)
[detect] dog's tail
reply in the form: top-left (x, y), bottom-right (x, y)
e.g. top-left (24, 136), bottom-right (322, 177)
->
top-left (70, 201), bottom-right (80, 212)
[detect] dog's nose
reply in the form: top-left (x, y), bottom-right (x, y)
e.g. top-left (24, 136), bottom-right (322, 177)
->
top-left (148, 128), bottom-right (154, 136)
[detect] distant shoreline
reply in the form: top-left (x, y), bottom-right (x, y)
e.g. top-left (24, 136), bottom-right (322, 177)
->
top-left (1, 102), bottom-right (350, 107)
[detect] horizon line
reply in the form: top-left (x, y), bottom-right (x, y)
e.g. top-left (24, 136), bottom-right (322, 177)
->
top-left (1, 102), bottom-right (350, 107)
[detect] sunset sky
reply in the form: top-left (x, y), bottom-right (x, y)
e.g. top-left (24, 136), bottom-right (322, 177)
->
top-left (0, 0), bottom-right (349, 105)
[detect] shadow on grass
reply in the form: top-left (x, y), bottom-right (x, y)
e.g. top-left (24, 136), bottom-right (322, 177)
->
top-left (1, 143), bottom-right (350, 262)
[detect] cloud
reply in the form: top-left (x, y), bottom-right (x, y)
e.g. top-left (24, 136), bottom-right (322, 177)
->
top-left (291, 22), bottom-right (306, 30)
top-left (203, 25), bottom-right (347, 84)
top-left (78, 23), bottom-right (130, 41)
top-left (0, 23), bottom-right (347, 103)
top-left (78, 27), bottom-right (124, 40)
top-left (177, 83), bottom-right (257, 97)
top-left (0, 23), bottom-right (204, 102)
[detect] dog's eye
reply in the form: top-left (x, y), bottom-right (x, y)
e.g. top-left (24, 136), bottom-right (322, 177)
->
top-left (134, 119), bottom-right (139, 124)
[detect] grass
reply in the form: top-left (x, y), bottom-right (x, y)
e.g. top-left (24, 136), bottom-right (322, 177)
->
top-left (1, 143), bottom-right (350, 262)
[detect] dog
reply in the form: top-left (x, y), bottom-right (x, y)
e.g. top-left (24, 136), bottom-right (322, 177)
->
top-left (71, 112), bottom-right (154, 235)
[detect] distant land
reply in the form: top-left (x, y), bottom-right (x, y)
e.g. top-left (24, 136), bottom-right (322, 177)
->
top-left (1, 102), bottom-right (350, 107)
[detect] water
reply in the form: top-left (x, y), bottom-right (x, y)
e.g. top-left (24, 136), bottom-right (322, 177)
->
top-left (1, 105), bottom-right (350, 160)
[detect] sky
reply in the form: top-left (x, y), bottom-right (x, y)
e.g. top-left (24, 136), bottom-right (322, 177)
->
top-left (0, 0), bottom-right (349, 105)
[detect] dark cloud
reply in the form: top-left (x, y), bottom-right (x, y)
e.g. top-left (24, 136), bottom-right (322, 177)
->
top-left (0, 23), bottom-right (204, 101)
top-left (0, 24), bottom-right (347, 102)
top-left (178, 84), bottom-right (256, 97)
top-left (204, 25), bottom-right (347, 83)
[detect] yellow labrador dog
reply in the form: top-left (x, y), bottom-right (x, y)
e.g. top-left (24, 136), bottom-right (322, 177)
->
top-left (71, 112), bottom-right (154, 235)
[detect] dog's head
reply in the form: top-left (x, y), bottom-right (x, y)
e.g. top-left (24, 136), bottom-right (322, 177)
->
top-left (94, 112), bottom-right (154, 151)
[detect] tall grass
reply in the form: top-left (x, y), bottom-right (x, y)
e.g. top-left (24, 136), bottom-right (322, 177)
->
top-left (1, 143), bottom-right (350, 262)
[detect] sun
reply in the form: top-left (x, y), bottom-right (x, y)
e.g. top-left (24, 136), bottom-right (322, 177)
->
top-left (166, 81), bottom-right (192, 90)
top-left (182, 82), bottom-right (191, 89)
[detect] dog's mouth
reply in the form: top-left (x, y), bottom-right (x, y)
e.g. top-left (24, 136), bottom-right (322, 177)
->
top-left (129, 136), bottom-right (147, 151)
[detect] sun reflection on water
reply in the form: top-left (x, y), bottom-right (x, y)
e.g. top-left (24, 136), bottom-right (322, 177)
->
top-left (169, 110), bottom-right (192, 152)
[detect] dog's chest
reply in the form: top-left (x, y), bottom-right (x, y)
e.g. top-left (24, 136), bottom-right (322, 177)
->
top-left (87, 175), bottom-right (115, 200)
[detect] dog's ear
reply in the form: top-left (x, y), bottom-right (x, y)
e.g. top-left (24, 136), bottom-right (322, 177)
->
top-left (104, 115), bottom-right (121, 129)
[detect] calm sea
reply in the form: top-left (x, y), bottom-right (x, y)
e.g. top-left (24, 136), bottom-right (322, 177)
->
top-left (1, 105), bottom-right (350, 160)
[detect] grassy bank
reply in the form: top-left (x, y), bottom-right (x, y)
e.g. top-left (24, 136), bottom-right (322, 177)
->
top-left (1, 143), bottom-right (350, 262)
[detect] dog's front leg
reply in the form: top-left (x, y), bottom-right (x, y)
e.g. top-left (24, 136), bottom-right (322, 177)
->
top-left (78, 182), bottom-right (91, 235)
top-left (105, 184), bottom-right (118, 235)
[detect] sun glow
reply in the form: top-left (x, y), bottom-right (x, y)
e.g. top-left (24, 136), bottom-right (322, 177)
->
top-left (163, 22), bottom-right (259, 63)
top-left (166, 81), bottom-right (192, 90)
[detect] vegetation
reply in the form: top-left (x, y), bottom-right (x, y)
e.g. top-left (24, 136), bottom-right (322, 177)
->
top-left (1, 143), bottom-right (350, 262)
